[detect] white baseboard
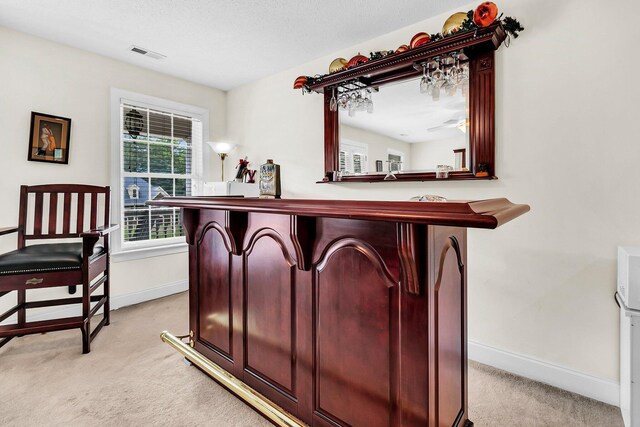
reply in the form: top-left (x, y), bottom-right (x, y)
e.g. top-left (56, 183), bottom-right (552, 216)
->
top-left (110, 280), bottom-right (188, 310)
top-left (27, 280), bottom-right (188, 322)
top-left (468, 340), bottom-right (619, 407)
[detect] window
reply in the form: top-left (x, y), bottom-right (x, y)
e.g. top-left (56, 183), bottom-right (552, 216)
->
top-left (111, 89), bottom-right (208, 258)
top-left (387, 149), bottom-right (404, 172)
top-left (339, 140), bottom-right (368, 174)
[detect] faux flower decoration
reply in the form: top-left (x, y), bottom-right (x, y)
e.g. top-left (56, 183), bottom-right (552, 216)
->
top-left (292, 2), bottom-right (523, 91)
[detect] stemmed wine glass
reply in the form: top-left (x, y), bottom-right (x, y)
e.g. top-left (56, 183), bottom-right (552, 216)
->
top-left (348, 92), bottom-right (357, 117)
top-left (420, 63), bottom-right (431, 94)
top-left (365, 90), bottom-right (374, 113)
top-left (384, 160), bottom-right (397, 180)
top-left (384, 160), bottom-right (402, 180)
top-left (430, 62), bottom-right (444, 101)
top-left (329, 88), bottom-right (337, 112)
top-left (420, 51), bottom-right (470, 100)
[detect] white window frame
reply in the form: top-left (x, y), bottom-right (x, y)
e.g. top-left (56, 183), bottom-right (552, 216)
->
top-left (110, 88), bottom-right (209, 262)
top-left (387, 148), bottom-right (405, 172)
top-left (339, 139), bottom-right (369, 174)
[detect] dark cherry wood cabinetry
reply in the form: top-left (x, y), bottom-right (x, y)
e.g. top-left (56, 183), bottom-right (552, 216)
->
top-left (151, 197), bottom-right (528, 426)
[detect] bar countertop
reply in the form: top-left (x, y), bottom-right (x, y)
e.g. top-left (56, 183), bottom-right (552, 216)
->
top-left (148, 196), bottom-right (529, 229)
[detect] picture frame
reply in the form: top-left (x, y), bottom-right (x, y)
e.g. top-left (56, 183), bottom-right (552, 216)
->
top-left (27, 111), bottom-right (71, 164)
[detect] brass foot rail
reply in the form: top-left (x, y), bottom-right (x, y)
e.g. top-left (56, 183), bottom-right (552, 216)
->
top-left (160, 331), bottom-right (307, 427)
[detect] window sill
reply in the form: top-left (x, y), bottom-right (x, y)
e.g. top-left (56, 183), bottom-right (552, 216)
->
top-left (112, 242), bottom-right (188, 263)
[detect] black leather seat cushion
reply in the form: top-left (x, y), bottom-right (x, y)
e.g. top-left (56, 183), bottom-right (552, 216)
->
top-left (0, 243), bottom-right (105, 276)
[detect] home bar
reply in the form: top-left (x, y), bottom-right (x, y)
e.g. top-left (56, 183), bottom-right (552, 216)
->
top-left (151, 197), bottom-right (529, 427)
top-left (150, 18), bottom-right (531, 427)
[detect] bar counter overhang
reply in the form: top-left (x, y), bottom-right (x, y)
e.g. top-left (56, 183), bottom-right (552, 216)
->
top-left (149, 197), bottom-right (529, 427)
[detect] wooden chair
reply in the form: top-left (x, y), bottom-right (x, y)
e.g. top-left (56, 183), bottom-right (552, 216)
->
top-left (0, 184), bottom-right (118, 354)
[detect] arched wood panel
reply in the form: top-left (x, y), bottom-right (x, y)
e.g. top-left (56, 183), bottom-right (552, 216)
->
top-left (197, 222), bottom-right (233, 360)
top-left (434, 236), bottom-right (465, 426)
top-left (313, 238), bottom-right (397, 427)
top-left (243, 228), bottom-right (298, 400)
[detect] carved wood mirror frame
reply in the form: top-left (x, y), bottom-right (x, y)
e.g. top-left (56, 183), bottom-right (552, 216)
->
top-left (309, 23), bottom-right (507, 183)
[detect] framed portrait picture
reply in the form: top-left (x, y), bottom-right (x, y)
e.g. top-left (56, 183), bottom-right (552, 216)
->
top-left (27, 112), bottom-right (71, 164)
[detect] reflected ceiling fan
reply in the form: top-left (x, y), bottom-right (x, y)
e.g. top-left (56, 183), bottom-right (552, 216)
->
top-left (427, 118), bottom-right (469, 133)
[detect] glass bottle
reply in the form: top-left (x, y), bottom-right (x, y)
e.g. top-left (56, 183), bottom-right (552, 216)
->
top-left (259, 159), bottom-right (281, 199)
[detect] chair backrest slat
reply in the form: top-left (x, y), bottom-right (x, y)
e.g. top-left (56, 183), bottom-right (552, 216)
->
top-left (49, 193), bottom-right (58, 234)
top-left (17, 186), bottom-right (28, 249)
top-left (62, 193), bottom-right (72, 234)
top-left (33, 193), bottom-right (43, 236)
top-left (103, 190), bottom-right (110, 227)
top-left (18, 184), bottom-right (110, 242)
top-left (90, 193), bottom-right (98, 230)
top-left (76, 193), bottom-right (85, 233)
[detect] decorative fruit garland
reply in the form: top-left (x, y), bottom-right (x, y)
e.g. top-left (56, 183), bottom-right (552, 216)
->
top-left (293, 2), bottom-right (523, 91)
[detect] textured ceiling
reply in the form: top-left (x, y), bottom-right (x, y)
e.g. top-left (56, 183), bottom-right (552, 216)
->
top-left (0, 0), bottom-right (471, 90)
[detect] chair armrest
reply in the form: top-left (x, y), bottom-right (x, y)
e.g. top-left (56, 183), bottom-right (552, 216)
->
top-left (0, 226), bottom-right (19, 236)
top-left (80, 224), bottom-right (120, 237)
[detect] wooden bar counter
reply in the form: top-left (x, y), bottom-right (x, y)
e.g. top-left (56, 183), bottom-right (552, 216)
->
top-left (149, 197), bottom-right (529, 427)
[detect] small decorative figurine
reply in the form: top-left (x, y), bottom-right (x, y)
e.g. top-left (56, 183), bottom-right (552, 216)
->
top-left (259, 159), bottom-right (281, 198)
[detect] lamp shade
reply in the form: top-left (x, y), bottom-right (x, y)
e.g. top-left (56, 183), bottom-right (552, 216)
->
top-left (206, 141), bottom-right (237, 155)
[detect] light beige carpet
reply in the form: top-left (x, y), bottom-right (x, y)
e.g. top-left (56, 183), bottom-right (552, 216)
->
top-left (0, 293), bottom-right (623, 426)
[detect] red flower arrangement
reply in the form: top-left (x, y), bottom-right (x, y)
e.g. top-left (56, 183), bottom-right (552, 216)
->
top-left (235, 157), bottom-right (250, 181)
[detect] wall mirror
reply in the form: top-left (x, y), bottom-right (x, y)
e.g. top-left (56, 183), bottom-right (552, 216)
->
top-left (308, 23), bottom-right (506, 183)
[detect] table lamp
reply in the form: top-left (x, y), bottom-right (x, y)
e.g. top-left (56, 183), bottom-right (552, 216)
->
top-left (206, 141), bottom-right (237, 181)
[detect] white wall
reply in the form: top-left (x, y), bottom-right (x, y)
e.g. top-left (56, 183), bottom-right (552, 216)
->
top-left (411, 135), bottom-right (467, 170)
top-left (0, 27), bottom-right (226, 311)
top-left (227, 0), bottom-right (640, 387)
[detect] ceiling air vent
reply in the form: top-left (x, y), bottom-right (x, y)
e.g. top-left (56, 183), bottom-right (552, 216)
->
top-left (129, 45), bottom-right (166, 60)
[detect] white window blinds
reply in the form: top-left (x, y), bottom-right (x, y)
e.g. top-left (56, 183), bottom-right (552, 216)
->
top-left (120, 103), bottom-right (202, 244)
top-left (339, 141), bottom-right (368, 174)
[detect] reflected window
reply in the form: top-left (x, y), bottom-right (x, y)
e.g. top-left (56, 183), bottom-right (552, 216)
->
top-left (339, 140), bottom-right (368, 174)
top-left (387, 149), bottom-right (404, 172)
